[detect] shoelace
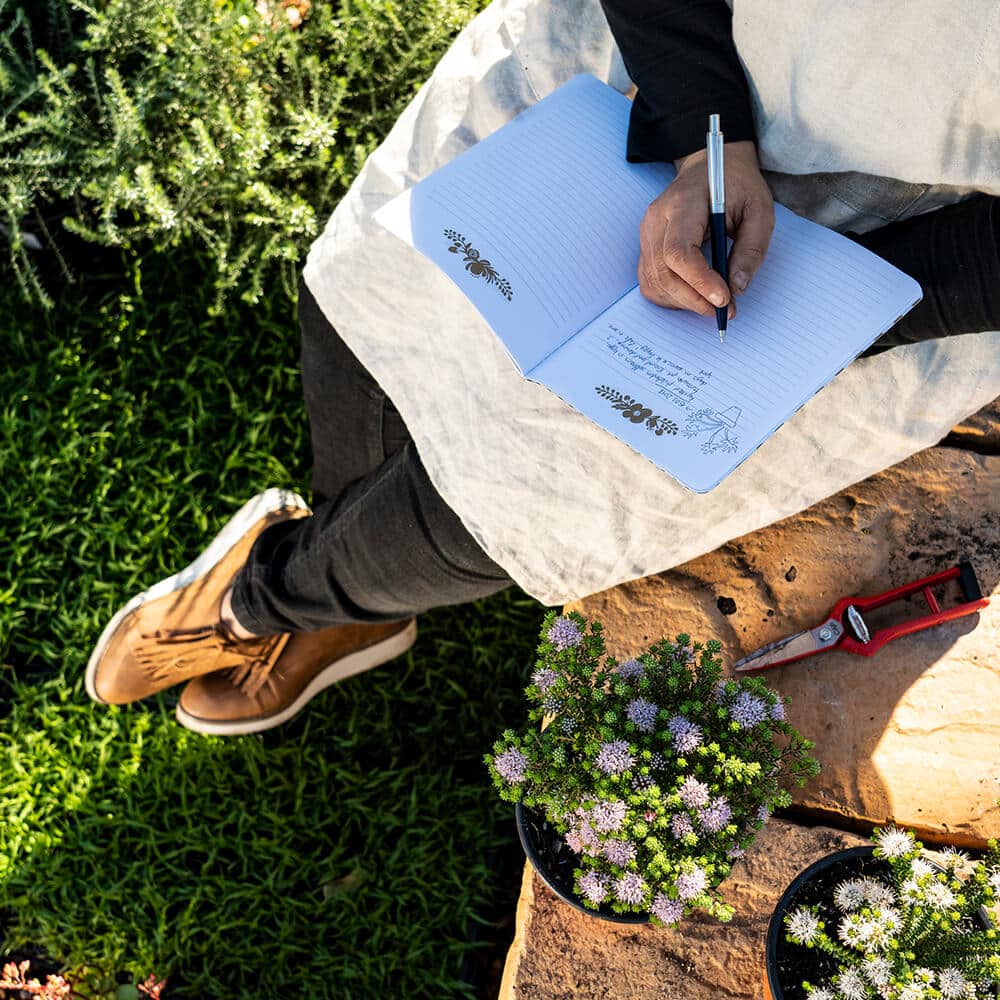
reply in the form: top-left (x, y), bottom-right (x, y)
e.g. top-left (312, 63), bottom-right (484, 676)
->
top-left (135, 623), bottom-right (284, 695)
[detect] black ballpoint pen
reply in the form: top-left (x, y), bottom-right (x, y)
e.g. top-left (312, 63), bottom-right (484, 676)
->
top-left (706, 114), bottom-right (727, 343)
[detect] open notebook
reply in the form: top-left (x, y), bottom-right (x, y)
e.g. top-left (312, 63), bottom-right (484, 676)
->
top-left (374, 74), bottom-right (921, 492)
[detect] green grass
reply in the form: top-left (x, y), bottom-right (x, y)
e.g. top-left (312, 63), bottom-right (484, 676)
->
top-left (0, 244), bottom-right (547, 996)
top-left (1, 4), bottom-right (546, 991)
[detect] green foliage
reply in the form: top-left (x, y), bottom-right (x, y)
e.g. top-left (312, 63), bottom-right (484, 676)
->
top-left (0, 0), bottom-right (531, 992)
top-left (784, 828), bottom-right (1000, 1000)
top-left (484, 610), bottom-right (821, 925)
top-left (0, 0), bottom-right (488, 311)
top-left (0, 235), bottom-right (544, 995)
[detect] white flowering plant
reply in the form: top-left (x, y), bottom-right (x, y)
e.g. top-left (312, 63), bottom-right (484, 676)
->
top-left (485, 611), bottom-right (820, 925)
top-left (783, 826), bottom-right (1000, 1000)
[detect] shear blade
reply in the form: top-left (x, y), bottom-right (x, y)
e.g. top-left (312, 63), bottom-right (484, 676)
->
top-left (733, 628), bottom-right (824, 672)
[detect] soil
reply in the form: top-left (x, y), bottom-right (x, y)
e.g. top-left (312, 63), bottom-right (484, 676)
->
top-left (511, 869), bottom-right (726, 1000)
top-left (508, 819), bottom-right (873, 1000)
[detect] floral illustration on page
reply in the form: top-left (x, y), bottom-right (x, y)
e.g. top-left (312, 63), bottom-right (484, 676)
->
top-left (594, 386), bottom-right (678, 437)
top-left (683, 406), bottom-right (742, 454)
top-left (444, 229), bottom-right (513, 300)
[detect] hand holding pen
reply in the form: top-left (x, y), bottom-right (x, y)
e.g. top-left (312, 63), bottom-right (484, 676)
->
top-left (636, 138), bottom-right (775, 330)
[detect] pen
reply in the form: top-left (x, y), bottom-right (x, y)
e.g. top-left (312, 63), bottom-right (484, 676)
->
top-left (706, 114), bottom-right (727, 343)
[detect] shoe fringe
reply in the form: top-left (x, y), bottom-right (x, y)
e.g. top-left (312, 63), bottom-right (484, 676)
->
top-left (136, 624), bottom-right (282, 690)
top-left (227, 633), bottom-right (288, 697)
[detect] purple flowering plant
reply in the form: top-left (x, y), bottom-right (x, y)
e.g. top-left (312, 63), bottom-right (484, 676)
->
top-left (783, 827), bottom-right (1000, 1000)
top-left (485, 610), bottom-right (819, 926)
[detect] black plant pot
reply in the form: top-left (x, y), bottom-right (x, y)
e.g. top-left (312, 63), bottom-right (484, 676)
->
top-left (765, 847), bottom-right (884, 1000)
top-left (764, 846), bottom-right (997, 1000)
top-left (514, 803), bottom-right (650, 924)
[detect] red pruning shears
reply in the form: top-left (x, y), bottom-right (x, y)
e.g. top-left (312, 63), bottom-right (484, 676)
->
top-left (734, 562), bottom-right (989, 672)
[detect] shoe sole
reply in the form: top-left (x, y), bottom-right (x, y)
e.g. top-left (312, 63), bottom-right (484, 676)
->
top-left (174, 619), bottom-right (418, 736)
top-left (85, 488), bottom-right (311, 704)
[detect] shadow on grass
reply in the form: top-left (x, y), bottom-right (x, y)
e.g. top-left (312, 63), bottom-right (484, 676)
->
top-left (0, 589), bottom-right (545, 999)
top-left (0, 245), bottom-right (547, 998)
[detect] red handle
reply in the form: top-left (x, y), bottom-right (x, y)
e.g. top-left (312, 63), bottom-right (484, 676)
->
top-left (827, 564), bottom-right (989, 656)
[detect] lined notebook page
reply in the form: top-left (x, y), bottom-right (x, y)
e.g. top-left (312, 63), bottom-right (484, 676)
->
top-left (533, 202), bottom-right (922, 492)
top-left (374, 75), bottom-right (672, 372)
top-left (375, 73), bottom-right (922, 492)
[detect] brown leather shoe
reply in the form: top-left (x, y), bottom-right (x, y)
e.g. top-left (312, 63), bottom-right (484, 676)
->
top-left (86, 489), bottom-right (311, 705)
top-left (175, 618), bottom-right (417, 735)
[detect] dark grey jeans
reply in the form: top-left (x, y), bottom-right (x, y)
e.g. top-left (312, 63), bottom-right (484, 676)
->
top-left (231, 194), bottom-right (999, 635)
top-left (229, 281), bottom-right (513, 634)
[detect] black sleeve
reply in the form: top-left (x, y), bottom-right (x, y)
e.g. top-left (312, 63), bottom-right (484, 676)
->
top-left (856, 194), bottom-right (1000, 355)
top-left (599, 0), bottom-right (757, 163)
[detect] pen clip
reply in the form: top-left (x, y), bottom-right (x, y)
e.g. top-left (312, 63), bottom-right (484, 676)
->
top-left (707, 115), bottom-right (725, 213)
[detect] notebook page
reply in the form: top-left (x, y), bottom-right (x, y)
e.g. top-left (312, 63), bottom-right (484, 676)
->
top-left (531, 202), bottom-right (922, 492)
top-left (374, 74), bottom-right (673, 373)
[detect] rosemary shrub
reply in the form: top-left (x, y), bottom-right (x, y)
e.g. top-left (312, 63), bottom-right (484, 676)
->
top-left (486, 610), bottom-right (820, 925)
top-left (0, 0), bottom-right (486, 309)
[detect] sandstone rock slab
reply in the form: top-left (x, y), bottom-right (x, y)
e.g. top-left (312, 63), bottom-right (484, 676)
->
top-left (945, 396), bottom-right (1000, 453)
top-left (569, 444), bottom-right (1000, 847)
top-left (502, 819), bottom-right (869, 1000)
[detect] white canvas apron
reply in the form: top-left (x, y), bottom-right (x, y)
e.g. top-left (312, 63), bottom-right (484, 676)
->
top-left (303, 0), bottom-right (1000, 605)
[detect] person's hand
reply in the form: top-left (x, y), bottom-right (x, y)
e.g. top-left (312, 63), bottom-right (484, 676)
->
top-left (637, 140), bottom-right (775, 320)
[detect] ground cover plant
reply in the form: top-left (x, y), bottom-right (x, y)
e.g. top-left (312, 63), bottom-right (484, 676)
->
top-left (0, 0), bottom-right (547, 995)
top-left (783, 827), bottom-right (1000, 1000)
top-left (488, 612), bottom-right (819, 923)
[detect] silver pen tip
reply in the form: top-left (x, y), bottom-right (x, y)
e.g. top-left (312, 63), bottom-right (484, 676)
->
top-left (718, 329), bottom-right (726, 343)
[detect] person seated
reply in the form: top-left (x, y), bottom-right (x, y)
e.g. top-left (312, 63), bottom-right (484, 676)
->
top-left (87, 0), bottom-right (1000, 735)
